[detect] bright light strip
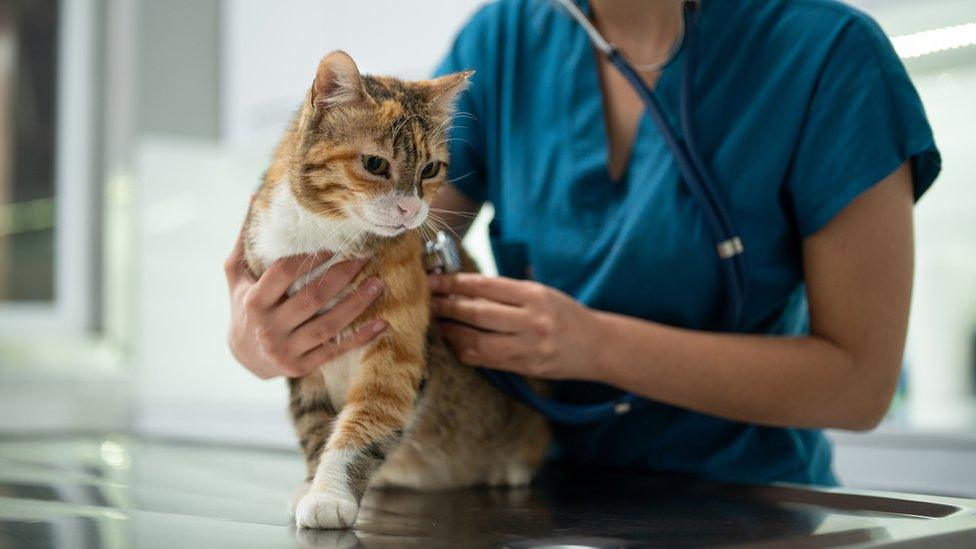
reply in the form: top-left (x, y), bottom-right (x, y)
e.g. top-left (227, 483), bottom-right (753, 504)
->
top-left (892, 21), bottom-right (976, 59)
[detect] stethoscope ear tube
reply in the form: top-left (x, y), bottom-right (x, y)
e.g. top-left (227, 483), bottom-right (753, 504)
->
top-left (608, 34), bottom-right (748, 330)
top-left (678, 3), bottom-right (749, 324)
top-left (476, 0), bottom-right (749, 425)
top-left (551, 0), bottom-right (615, 55)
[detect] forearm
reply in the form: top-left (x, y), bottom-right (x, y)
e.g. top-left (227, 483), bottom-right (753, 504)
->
top-left (588, 169), bottom-right (917, 433)
top-left (434, 167), bottom-right (912, 433)
top-left (591, 311), bottom-right (893, 431)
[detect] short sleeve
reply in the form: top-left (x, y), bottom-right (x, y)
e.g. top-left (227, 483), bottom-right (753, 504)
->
top-left (432, 5), bottom-right (498, 205)
top-left (786, 16), bottom-right (941, 238)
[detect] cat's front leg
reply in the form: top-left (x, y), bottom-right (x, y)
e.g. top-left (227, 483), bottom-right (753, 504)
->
top-left (287, 378), bottom-right (338, 517)
top-left (294, 335), bottom-right (424, 529)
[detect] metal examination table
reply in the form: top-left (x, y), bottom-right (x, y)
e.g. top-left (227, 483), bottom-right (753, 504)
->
top-left (1, 433), bottom-right (974, 547)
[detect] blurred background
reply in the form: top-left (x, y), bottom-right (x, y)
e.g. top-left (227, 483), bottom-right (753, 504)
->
top-left (0, 0), bottom-right (974, 497)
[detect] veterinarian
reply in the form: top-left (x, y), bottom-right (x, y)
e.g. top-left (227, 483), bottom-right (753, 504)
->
top-left (225, 0), bottom-right (940, 486)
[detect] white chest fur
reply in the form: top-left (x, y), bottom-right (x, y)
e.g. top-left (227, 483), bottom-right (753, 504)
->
top-left (251, 180), bottom-right (371, 403)
top-left (251, 180), bottom-right (368, 292)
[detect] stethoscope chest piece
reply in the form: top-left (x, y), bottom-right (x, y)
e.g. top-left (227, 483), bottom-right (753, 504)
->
top-left (424, 231), bottom-right (463, 275)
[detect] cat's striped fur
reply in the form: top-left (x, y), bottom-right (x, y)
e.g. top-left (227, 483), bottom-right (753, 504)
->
top-left (242, 51), bottom-right (549, 529)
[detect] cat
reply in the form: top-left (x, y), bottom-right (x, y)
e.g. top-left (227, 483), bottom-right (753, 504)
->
top-left (241, 51), bottom-right (550, 529)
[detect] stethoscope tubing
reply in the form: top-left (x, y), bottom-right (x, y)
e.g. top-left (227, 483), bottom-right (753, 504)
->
top-left (677, 8), bottom-right (749, 325)
top-left (608, 30), bottom-right (747, 329)
top-left (479, 0), bottom-right (749, 425)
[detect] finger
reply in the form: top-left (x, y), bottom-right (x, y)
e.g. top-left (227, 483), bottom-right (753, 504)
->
top-left (250, 251), bottom-right (333, 309)
top-left (271, 259), bottom-right (368, 332)
top-left (288, 277), bottom-right (384, 353)
top-left (429, 273), bottom-right (533, 305)
top-left (432, 296), bottom-right (528, 333)
top-left (290, 319), bottom-right (388, 377)
top-left (438, 321), bottom-right (525, 370)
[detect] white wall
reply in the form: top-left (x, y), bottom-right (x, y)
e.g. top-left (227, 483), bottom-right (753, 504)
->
top-left (221, 0), bottom-right (486, 146)
top-left (905, 64), bottom-right (976, 429)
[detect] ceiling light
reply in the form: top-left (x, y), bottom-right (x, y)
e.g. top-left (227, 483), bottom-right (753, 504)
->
top-left (892, 22), bottom-right (976, 59)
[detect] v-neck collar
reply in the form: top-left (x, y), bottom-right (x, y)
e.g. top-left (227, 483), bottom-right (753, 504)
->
top-left (567, 0), bottom-right (688, 187)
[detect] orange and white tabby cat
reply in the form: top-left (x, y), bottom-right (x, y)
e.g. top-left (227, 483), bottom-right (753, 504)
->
top-left (242, 51), bottom-right (549, 529)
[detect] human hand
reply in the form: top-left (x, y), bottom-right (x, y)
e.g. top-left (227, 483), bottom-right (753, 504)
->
top-left (224, 231), bottom-right (386, 379)
top-left (429, 273), bottom-right (605, 381)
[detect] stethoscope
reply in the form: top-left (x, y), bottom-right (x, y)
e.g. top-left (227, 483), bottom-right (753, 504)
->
top-left (427, 0), bottom-right (748, 425)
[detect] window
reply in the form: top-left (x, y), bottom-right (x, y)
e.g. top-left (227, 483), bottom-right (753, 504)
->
top-left (0, 0), bottom-right (58, 302)
top-left (0, 0), bottom-right (99, 335)
top-left (856, 0), bottom-right (976, 429)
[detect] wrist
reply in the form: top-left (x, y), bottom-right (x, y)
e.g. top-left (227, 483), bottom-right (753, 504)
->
top-left (584, 309), bottom-right (618, 384)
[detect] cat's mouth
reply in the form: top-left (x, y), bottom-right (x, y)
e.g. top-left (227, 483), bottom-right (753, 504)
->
top-left (357, 205), bottom-right (427, 237)
top-left (365, 221), bottom-right (409, 237)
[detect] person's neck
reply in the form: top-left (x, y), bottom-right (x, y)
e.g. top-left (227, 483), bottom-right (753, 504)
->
top-left (588, 0), bottom-right (686, 63)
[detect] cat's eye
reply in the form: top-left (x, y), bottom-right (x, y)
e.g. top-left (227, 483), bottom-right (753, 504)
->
top-left (362, 155), bottom-right (390, 177)
top-left (420, 161), bottom-right (441, 179)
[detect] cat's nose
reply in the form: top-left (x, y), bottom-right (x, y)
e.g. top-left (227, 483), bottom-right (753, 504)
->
top-left (396, 197), bottom-right (422, 222)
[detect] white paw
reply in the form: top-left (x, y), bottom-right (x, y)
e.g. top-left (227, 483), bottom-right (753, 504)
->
top-left (292, 528), bottom-right (359, 549)
top-left (487, 462), bottom-right (534, 487)
top-left (288, 480), bottom-right (311, 516)
top-left (294, 490), bottom-right (359, 529)
top-left (505, 463), bottom-right (534, 486)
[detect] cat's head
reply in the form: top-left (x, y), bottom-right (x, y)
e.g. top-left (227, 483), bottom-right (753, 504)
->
top-left (291, 50), bottom-right (471, 238)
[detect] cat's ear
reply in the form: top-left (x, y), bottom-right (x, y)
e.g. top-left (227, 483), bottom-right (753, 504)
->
top-left (417, 70), bottom-right (474, 114)
top-left (311, 50), bottom-right (368, 108)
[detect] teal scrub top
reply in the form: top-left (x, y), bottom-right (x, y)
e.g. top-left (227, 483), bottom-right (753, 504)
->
top-left (434, 0), bottom-right (941, 486)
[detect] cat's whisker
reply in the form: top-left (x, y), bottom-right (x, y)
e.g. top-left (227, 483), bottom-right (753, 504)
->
top-left (422, 216), bottom-right (444, 241)
top-left (433, 137), bottom-right (476, 151)
top-left (352, 228), bottom-right (372, 261)
top-left (432, 118), bottom-right (462, 135)
top-left (427, 215), bottom-right (475, 235)
top-left (444, 170), bottom-right (477, 187)
top-left (422, 221), bottom-right (438, 242)
top-left (430, 207), bottom-right (479, 219)
top-left (302, 218), bottom-right (357, 294)
top-left (446, 110), bottom-right (477, 122)
top-left (431, 118), bottom-right (465, 134)
top-left (428, 112), bottom-right (477, 143)
top-left (436, 111), bottom-right (472, 130)
top-left (429, 128), bottom-right (462, 146)
top-left (431, 223), bottom-right (464, 246)
top-left (419, 224), bottom-right (438, 249)
top-left (391, 113), bottom-right (421, 146)
top-left (312, 240), bottom-right (355, 292)
top-left (429, 127), bottom-right (452, 142)
top-left (425, 213), bottom-right (464, 242)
